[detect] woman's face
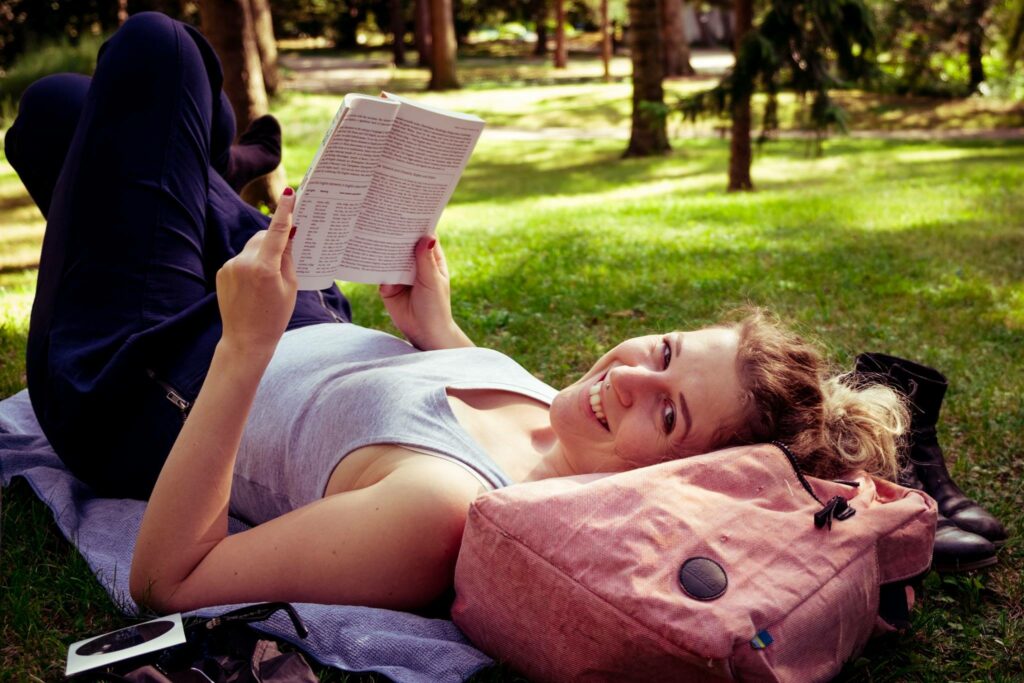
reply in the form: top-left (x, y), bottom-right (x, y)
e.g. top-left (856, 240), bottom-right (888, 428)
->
top-left (550, 327), bottom-right (746, 473)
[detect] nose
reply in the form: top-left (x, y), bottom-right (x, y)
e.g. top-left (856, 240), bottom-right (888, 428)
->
top-left (608, 364), bottom-right (658, 409)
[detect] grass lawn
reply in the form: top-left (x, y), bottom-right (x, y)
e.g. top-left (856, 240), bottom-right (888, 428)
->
top-left (1, 75), bottom-right (1022, 681)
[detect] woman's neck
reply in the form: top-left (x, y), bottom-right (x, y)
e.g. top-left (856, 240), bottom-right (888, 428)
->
top-left (445, 388), bottom-right (578, 484)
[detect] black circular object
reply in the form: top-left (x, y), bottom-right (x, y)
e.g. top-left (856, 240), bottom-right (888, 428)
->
top-left (75, 619), bottom-right (175, 655)
top-left (678, 557), bottom-right (728, 600)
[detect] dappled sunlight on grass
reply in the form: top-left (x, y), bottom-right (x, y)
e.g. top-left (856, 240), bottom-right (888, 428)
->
top-left (0, 156), bottom-right (46, 273)
top-left (2, 93), bottom-right (1023, 679)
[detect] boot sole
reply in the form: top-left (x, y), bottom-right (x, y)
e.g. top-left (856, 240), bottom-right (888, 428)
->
top-left (932, 555), bottom-right (999, 573)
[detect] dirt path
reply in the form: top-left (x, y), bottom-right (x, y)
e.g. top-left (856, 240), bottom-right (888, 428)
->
top-left (482, 127), bottom-right (1024, 141)
top-left (279, 52), bottom-right (1023, 142)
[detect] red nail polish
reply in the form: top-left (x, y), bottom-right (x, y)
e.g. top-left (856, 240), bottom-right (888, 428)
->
top-left (283, 187), bottom-right (294, 196)
top-left (427, 238), bottom-right (436, 250)
top-left (289, 226), bottom-right (297, 239)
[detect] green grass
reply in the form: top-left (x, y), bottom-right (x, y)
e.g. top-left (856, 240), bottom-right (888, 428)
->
top-left (2, 80), bottom-right (1023, 681)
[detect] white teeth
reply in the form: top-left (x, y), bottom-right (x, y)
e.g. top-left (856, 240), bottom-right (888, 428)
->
top-left (589, 378), bottom-right (609, 428)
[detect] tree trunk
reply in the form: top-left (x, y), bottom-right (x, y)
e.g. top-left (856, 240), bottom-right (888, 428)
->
top-left (248, 0), bottom-right (279, 96)
top-left (333, 6), bottom-right (363, 49)
top-left (662, 0), bottom-right (695, 76)
top-left (728, 0), bottom-right (753, 191)
top-left (415, 0), bottom-right (432, 67)
top-left (390, 0), bottom-right (407, 66)
top-left (966, 0), bottom-right (988, 93)
top-left (554, 0), bottom-right (567, 68)
top-left (428, 0), bottom-right (459, 89)
top-left (201, 0), bottom-right (285, 207)
top-left (601, 0), bottom-right (611, 80)
top-left (625, 0), bottom-right (670, 157)
top-left (534, 0), bottom-right (548, 57)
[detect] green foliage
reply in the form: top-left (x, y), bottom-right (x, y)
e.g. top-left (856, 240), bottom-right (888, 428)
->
top-left (0, 0), bottom-right (116, 68)
top-left (0, 32), bottom-right (102, 125)
top-left (679, 0), bottom-right (875, 151)
top-left (867, 0), bottom-right (1010, 97)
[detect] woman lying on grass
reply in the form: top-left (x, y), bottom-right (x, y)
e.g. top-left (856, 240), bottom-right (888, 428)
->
top-left (6, 13), bottom-right (907, 614)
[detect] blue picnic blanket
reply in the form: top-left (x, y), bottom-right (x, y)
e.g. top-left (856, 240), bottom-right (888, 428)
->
top-left (0, 389), bottom-right (492, 683)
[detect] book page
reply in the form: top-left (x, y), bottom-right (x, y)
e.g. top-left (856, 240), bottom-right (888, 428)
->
top-left (334, 95), bottom-right (485, 285)
top-left (292, 95), bottom-right (400, 290)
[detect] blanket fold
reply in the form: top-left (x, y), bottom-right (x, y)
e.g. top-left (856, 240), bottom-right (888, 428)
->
top-left (0, 389), bottom-right (491, 683)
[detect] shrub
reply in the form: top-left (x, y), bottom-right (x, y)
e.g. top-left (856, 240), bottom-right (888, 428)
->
top-left (0, 34), bottom-right (103, 125)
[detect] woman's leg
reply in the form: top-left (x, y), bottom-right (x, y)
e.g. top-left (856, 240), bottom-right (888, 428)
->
top-left (4, 74), bottom-right (91, 219)
top-left (12, 13), bottom-right (350, 498)
top-left (14, 14), bottom-right (242, 497)
top-left (5, 74), bottom-right (237, 221)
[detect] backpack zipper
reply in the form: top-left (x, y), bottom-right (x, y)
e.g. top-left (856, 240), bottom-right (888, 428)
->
top-left (770, 441), bottom-right (857, 528)
top-left (770, 441), bottom-right (822, 504)
top-left (146, 368), bottom-right (192, 422)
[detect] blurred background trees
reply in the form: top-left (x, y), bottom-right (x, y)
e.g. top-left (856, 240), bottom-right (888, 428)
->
top-left (1, 0), bottom-right (1021, 193)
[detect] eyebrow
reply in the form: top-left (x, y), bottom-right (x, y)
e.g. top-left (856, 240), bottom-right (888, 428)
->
top-left (673, 334), bottom-right (693, 446)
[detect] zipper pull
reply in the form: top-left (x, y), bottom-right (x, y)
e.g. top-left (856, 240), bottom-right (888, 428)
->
top-left (814, 495), bottom-right (856, 529)
top-left (146, 368), bottom-right (192, 421)
top-left (165, 389), bottom-right (190, 413)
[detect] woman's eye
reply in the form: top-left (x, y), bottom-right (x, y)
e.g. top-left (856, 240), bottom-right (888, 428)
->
top-left (661, 339), bottom-right (672, 369)
top-left (663, 401), bottom-right (676, 434)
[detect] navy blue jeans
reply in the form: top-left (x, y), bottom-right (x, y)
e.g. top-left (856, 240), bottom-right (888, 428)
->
top-left (5, 12), bottom-right (351, 499)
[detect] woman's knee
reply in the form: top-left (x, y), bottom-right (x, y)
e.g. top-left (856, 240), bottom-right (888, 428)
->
top-left (6, 74), bottom-right (89, 157)
top-left (96, 12), bottom-right (219, 96)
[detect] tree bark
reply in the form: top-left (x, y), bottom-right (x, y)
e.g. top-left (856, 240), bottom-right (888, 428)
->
top-left (601, 0), bottom-right (611, 80)
top-left (390, 0), bottom-right (407, 66)
top-left (965, 0), bottom-right (988, 93)
top-left (728, 0), bottom-right (753, 191)
top-left (248, 0), bottom-right (279, 96)
top-left (415, 0), bottom-right (432, 67)
top-left (553, 0), bottom-right (567, 68)
top-left (533, 0), bottom-right (548, 57)
top-left (201, 0), bottom-right (285, 207)
top-left (428, 0), bottom-right (459, 89)
top-left (625, 0), bottom-right (670, 157)
top-left (662, 0), bottom-right (695, 76)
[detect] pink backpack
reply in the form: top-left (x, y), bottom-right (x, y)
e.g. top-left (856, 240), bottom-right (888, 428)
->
top-left (452, 443), bottom-right (936, 682)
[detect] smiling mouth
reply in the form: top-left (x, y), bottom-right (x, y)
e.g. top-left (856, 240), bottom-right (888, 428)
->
top-left (588, 376), bottom-right (610, 431)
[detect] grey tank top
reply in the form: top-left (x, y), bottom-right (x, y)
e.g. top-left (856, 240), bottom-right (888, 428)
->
top-left (231, 323), bottom-right (557, 525)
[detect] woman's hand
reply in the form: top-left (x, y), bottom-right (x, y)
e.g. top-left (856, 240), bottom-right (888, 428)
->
top-left (379, 236), bottom-right (473, 350)
top-left (216, 188), bottom-right (298, 357)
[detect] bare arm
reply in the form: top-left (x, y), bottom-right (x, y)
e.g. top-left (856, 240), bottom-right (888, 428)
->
top-left (130, 188), bottom-right (297, 609)
top-left (129, 191), bottom-right (483, 613)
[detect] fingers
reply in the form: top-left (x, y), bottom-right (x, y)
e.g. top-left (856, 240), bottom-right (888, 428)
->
top-left (258, 187), bottom-right (296, 264)
top-left (414, 235), bottom-right (445, 286)
top-left (379, 283), bottom-right (408, 299)
top-left (432, 239), bottom-right (449, 279)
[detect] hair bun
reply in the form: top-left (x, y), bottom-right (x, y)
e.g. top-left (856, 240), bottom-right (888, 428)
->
top-left (818, 375), bottom-right (908, 480)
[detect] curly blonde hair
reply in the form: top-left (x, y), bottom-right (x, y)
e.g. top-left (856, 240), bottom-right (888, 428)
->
top-left (720, 309), bottom-right (907, 481)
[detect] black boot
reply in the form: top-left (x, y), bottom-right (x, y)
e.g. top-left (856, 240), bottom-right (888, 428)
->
top-left (224, 114), bottom-right (282, 192)
top-left (901, 462), bottom-right (997, 572)
top-left (855, 353), bottom-right (1008, 546)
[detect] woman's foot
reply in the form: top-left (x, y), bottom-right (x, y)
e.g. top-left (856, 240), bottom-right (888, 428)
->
top-left (224, 114), bottom-right (281, 192)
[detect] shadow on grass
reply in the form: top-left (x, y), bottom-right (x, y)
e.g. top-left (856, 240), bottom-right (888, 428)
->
top-left (0, 193), bottom-right (35, 212)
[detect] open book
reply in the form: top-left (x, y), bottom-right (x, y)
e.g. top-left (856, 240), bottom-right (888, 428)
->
top-left (292, 92), bottom-right (485, 290)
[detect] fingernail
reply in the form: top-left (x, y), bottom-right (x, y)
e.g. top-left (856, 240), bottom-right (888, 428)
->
top-left (283, 187), bottom-right (294, 196)
top-left (427, 238), bottom-right (436, 250)
top-left (289, 226), bottom-right (297, 239)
